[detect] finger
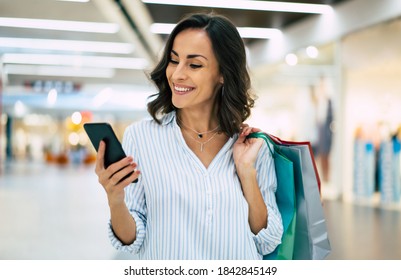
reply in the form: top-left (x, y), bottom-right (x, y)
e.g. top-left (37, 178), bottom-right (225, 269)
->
top-left (241, 126), bottom-right (253, 136)
top-left (110, 163), bottom-right (136, 184)
top-left (95, 140), bottom-right (106, 172)
top-left (250, 127), bottom-right (262, 133)
top-left (242, 126), bottom-right (262, 137)
top-left (115, 169), bottom-right (141, 189)
top-left (110, 165), bottom-right (140, 189)
top-left (236, 131), bottom-right (247, 144)
top-left (107, 157), bottom-right (134, 177)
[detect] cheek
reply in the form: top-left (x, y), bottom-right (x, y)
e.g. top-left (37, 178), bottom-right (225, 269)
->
top-left (166, 65), bottom-right (177, 82)
top-left (206, 74), bottom-right (223, 92)
top-left (165, 67), bottom-right (172, 81)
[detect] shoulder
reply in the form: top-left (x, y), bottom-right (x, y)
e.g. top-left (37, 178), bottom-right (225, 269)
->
top-left (126, 116), bottom-right (154, 132)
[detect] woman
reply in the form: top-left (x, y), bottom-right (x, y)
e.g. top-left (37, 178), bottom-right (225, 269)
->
top-left (95, 13), bottom-right (283, 260)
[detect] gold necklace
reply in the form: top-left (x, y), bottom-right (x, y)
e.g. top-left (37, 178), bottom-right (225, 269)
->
top-left (182, 130), bottom-right (220, 152)
top-left (177, 116), bottom-right (220, 139)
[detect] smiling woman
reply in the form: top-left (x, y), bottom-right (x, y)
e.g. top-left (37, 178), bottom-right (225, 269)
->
top-left (149, 13), bottom-right (254, 137)
top-left (166, 29), bottom-right (223, 114)
top-left (93, 12), bottom-right (283, 260)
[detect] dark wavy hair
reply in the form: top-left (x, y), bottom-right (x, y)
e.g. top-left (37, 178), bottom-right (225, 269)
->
top-left (147, 13), bottom-right (255, 137)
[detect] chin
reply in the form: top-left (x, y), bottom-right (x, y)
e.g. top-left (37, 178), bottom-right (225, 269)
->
top-left (172, 94), bottom-right (193, 109)
top-left (171, 99), bottom-right (185, 109)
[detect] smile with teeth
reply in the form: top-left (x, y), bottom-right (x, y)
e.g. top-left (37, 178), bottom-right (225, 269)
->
top-left (174, 85), bottom-right (194, 94)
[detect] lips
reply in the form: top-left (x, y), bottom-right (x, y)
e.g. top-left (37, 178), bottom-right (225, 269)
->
top-left (173, 84), bottom-right (195, 95)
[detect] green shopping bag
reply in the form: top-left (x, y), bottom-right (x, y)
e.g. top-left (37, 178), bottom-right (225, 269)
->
top-left (248, 132), bottom-right (297, 260)
top-left (262, 134), bottom-right (331, 260)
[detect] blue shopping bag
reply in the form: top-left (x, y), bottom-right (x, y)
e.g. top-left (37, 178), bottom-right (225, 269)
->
top-left (248, 132), bottom-right (296, 260)
top-left (249, 132), bottom-right (331, 260)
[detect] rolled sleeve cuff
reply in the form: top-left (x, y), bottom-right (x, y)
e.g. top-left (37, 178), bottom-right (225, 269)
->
top-left (108, 211), bottom-right (146, 255)
top-left (252, 204), bottom-right (283, 255)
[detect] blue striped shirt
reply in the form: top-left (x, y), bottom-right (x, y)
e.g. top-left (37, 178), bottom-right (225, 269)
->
top-left (108, 111), bottom-right (283, 259)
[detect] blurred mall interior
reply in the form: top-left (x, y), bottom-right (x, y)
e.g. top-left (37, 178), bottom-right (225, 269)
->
top-left (0, 0), bottom-right (400, 259)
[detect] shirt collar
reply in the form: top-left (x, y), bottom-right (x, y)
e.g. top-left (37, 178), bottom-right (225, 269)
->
top-left (160, 110), bottom-right (176, 126)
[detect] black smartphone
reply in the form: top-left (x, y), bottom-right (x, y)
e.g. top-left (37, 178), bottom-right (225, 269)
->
top-left (83, 122), bottom-right (138, 183)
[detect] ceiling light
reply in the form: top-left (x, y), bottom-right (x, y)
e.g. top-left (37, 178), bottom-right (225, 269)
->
top-left (150, 23), bottom-right (282, 39)
top-left (0, 37), bottom-right (134, 54)
top-left (285, 53), bottom-right (298, 66)
top-left (237, 27), bottom-right (282, 39)
top-left (150, 23), bottom-right (176, 34)
top-left (306, 46), bottom-right (319, 58)
top-left (4, 65), bottom-right (115, 78)
top-left (47, 89), bottom-right (58, 106)
top-left (2, 54), bottom-right (149, 70)
top-left (142, 0), bottom-right (333, 14)
top-left (0, 17), bottom-right (119, 33)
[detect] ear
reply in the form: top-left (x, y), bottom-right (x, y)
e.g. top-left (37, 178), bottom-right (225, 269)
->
top-left (219, 75), bottom-right (224, 84)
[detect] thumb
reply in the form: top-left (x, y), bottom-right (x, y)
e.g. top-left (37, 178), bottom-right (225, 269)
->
top-left (95, 140), bottom-right (106, 171)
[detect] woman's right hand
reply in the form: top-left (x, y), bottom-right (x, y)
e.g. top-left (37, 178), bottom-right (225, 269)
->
top-left (95, 140), bottom-right (140, 207)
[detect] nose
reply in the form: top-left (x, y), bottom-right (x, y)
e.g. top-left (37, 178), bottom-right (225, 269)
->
top-left (171, 63), bottom-right (187, 81)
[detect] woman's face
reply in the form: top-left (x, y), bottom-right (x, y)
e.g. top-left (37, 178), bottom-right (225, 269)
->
top-left (166, 28), bottom-right (224, 111)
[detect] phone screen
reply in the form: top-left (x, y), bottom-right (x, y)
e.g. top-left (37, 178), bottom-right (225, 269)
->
top-left (83, 122), bottom-right (138, 183)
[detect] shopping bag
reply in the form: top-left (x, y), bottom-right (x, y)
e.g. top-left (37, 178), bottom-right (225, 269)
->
top-left (248, 132), bottom-right (296, 260)
top-left (268, 134), bottom-right (331, 260)
top-left (269, 134), bottom-right (321, 193)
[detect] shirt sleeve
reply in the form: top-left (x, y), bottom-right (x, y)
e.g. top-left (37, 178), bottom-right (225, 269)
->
top-left (107, 124), bottom-right (147, 254)
top-left (251, 140), bottom-right (284, 255)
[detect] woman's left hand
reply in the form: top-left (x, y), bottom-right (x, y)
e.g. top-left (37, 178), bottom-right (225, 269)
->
top-left (233, 124), bottom-right (263, 176)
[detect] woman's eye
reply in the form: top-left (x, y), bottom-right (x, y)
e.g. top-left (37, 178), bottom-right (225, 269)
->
top-left (190, 64), bottom-right (202, 69)
top-left (169, 59), bottom-right (178, 65)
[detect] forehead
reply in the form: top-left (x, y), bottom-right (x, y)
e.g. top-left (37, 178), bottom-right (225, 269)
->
top-left (171, 28), bottom-right (215, 58)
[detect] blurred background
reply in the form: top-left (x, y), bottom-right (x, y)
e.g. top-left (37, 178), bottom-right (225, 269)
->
top-left (0, 0), bottom-right (400, 260)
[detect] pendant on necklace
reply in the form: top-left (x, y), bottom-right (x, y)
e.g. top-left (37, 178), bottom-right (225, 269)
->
top-left (198, 134), bottom-right (203, 139)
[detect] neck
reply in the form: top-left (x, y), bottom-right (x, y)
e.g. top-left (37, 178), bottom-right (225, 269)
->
top-left (176, 109), bottom-right (219, 133)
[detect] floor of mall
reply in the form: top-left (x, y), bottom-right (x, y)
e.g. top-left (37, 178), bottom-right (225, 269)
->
top-left (0, 160), bottom-right (400, 260)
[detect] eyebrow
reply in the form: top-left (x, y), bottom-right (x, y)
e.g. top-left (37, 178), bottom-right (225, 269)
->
top-left (171, 50), bottom-right (208, 60)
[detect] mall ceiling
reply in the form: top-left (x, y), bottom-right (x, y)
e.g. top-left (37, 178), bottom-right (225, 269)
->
top-left (0, 0), bottom-right (348, 117)
top-left (0, 0), bottom-right (349, 86)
